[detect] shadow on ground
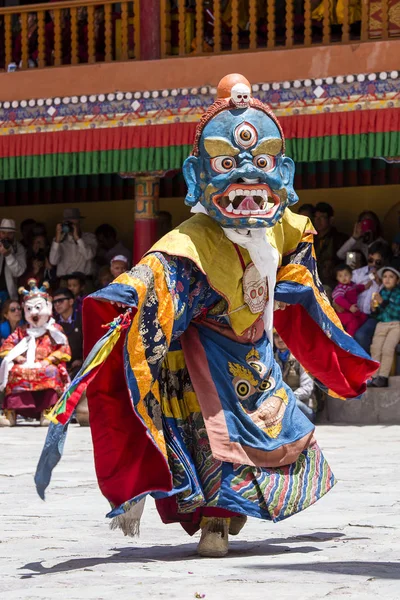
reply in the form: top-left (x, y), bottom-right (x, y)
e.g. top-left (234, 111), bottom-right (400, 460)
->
top-left (245, 560), bottom-right (400, 579)
top-left (20, 537), bottom-right (324, 578)
top-left (19, 531), bottom-right (370, 578)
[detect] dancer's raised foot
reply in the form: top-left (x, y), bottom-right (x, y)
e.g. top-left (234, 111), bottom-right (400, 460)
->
top-left (229, 514), bottom-right (247, 536)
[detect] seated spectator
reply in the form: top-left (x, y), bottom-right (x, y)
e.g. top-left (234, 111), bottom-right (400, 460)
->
top-left (337, 211), bottom-right (389, 262)
top-left (19, 233), bottom-right (57, 293)
top-left (95, 224), bottom-right (130, 268)
top-left (0, 299), bottom-right (23, 345)
top-left (353, 243), bottom-right (390, 353)
top-left (0, 219), bottom-right (27, 306)
top-left (0, 279), bottom-right (71, 427)
top-left (97, 265), bottom-right (113, 289)
top-left (273, 331), bottom-right (316, 422)
top-left (65, 272), bottom-right (86, 314)
top-left (368, 266), bottom-right (400, 388)
top-left (53, 288), bottom-right (83, 379)
top-left (49, 208), bottom-right (97, 283)
top-left (110, 255), bottom-right (129, 279)
top-left (314, 202), bottom-right (347, 291)
top-left (332, 264), bottom-right (370, 336)
top-left (298, 203), bottom-right (315, 222)
top-left (13, 13), bottom-right (39, 68)
top-left (391, 233), bottom-right (400, 272)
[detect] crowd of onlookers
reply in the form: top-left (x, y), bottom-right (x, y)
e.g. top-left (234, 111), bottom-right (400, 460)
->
top-left (0, 203), bottom-right (399, 417)
top-left (274, 202), bottom-right (399, 421)
top-left (0, 208), bottom-right (131, 381)
top-left (297, 202), bottom-right (400, 389)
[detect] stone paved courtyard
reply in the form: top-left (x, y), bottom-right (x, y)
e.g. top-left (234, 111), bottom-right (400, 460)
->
top-left (1, 424), bottom-right (400, 600)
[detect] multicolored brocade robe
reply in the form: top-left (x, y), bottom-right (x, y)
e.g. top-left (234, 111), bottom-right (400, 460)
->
top-left (84, 251), bottom-right (340, 532)
top-left (0, 325), bottom-right (71, 397)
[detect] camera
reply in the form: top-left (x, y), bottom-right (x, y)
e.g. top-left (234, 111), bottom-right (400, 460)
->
top-left (345, 251), bottom-right (356, 268)
top-left (0, 239), bottom-right (11, 250)
top-left (346, 251), bottom-right (363, 270)
top-left (62, 221), bottom-right (73, 235)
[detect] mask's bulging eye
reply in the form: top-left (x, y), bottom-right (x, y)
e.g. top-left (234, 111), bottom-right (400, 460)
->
top-left (253, 154), bottom-right (275, 172)
top-left (234, 122), bottom-right (257, 148)
top-left (235, 379), bottom-right (252, 399)
top-left (248, 360), bottom-right (267, 378)
top-left (211, 156), bottom-right (236, 173)
top-left (259, 376), bottom-right (276, 392)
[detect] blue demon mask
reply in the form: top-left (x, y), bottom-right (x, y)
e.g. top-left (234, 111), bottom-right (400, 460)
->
top-left (183, 79), bottom-right (298, 230)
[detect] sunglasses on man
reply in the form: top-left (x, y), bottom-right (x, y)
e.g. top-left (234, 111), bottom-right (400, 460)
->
top-left (53, 297), bottom-right (70, 305)
top-left (367, 258), bottom-right (382, 266)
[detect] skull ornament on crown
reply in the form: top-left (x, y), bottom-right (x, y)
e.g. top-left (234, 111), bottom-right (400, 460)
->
top-left (18, 279), bottom-right (53, 328)
top-left (183, 73), bottom-right (298, 230)
top-left (231, 82), bottom-right (251, 108)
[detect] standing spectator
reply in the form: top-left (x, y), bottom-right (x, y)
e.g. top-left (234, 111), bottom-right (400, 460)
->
top-left (332, 264), bottom-right (370, 336)
top-left (298, 204), bottom-right (315, 222)
top-left (314, 202), bottom-right (347, 291)
top-left (46, 8), bottom-right (72, 66)
top-left (352, 243), bottom-right (388, 353)
top-left (337, 211), bottom-right (388, 261)
top-left (391, 233), bottom-right (400, 272)
top-left (368, 266), bottom-right (400, 387)
top-left (19, 233), bottom-right (57, 293)
top-left (65, 272), bottom-right (86, 314)
top-left (274, 331), bottom-right (316, 422)
top-left (49, 208), bottom-right (97, 283)
top-left (95, 224), bottom-right (130, 268)
top-left (0, 300), bottom-right (23, 344)
top-left (97, 265), bottom-right (113, 289)
top-left (19, 218), bottom-right (36, 249)
top-left (53, 288), bottom-right (83, 379)
top-left (0, 219), bottom-right (27, 305)
top-left (110, 255), bottom-right (129, 279)
top-left (31, 222), bottom-right (47, 238)
top-left (157, 211), bottom-right (173, 239)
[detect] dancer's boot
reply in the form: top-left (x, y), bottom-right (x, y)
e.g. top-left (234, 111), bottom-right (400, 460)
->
top-left (40, 411), bottom-right (51, 427)
top-left (197, 517), bottom-right (229, 558)
top-left (2, 410), bottom-right (16, 427)
top-left (229, 515), bottom-right (247, 536)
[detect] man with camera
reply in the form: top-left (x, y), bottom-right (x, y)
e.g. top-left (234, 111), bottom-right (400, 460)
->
top-left (49, 208), bottom-right (97, 285)
top-left (0, 219), bottom-right (27, 304)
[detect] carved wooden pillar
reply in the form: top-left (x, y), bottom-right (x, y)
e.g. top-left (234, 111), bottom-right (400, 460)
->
top-left (133, 176), bottom-right (160, 264)
top-left (140, 0), bottom-right (161, 60)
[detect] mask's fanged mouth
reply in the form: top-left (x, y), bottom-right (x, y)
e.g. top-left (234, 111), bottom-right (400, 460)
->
top-left (32, 315), bottom-right (39, 324)
top-left (213, 184), bottom-right (280, 218)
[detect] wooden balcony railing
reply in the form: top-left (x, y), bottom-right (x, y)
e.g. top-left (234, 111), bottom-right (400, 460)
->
top-left (0, 0), bottom-right (399, 71)
top-left (0, 0), bottom-right (139, 71)
top-left (160, 0), bottom-right (400, 57)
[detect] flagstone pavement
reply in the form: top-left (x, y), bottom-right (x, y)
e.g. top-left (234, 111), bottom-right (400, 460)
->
top-left (1, 424), bottom-right (399, 600)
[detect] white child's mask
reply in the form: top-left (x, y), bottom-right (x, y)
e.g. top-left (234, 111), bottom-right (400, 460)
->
top-left (24, 296), bottom-right (52, 329)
